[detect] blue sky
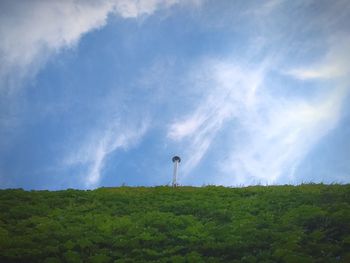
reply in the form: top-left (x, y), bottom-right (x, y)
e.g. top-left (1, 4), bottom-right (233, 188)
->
top-left (1, 0), bottom-right (350, 190)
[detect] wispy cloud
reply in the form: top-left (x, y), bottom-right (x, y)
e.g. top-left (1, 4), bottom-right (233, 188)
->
top-left (168, 35), bottom-right (350, 185)
top-left (286, 37), bottom-right (350, 80)
top-left (0, 0), bottom-right (200, 93)
top-left (65, 119), bottom-right (148, 187)
top-left (165, 0), bottom-right (350, 186)
top-left (1, 0), bottom-right (349, 189)
top-left (113, 0), bottom-right (201, 18)
top-left (219, 84), bottom-right (347, 185)
top-left (0, 0), bottom-right (200, 188)
top-left (167, 59), bottom-right (266, 173)
top-left (246, 0), bottom-right (284, 16)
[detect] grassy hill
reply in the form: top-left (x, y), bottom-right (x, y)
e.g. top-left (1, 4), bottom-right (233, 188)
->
top-left (0, 184), bottom-right (349, 262)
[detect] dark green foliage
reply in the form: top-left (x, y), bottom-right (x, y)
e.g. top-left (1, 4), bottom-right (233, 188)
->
top-left (0, 184), bottom-right (349, 262)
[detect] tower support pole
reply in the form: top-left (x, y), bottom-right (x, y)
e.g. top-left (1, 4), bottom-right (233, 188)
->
top-left (172, 160), bottom-right (178, 187)
top-left (171, 156), bottom-right (181, 188)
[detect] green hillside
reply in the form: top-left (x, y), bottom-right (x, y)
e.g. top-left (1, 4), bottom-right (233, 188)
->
top-left (0, 184), bottom-right (349, 262)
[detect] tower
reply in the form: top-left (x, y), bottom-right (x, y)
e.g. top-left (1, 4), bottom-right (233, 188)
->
top-left (172, 156), bottom-right (181, 187)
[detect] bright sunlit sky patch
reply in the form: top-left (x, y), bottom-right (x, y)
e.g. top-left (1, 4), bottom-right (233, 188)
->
top-left (1, 0), bottom-right (350, 189)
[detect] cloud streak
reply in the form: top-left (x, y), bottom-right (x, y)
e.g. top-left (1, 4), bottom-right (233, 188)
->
top-left (168, 59), bottom-right (266, 173)
top-left (1, 0), bottom-right (349, 189)
top-left (0, 0), bottom-right (199, 93)
top-left (219, 84), bottom-right (347, 185)
top-left (164, 0), bottom-right (350, 186)
top-left (0, 0), bottom-right (199, 188)
top-left (168, 35), bottom-right (350, 185)
top-left (286, 37), bottom-right (350, 80)
top-left (65, 119), bottom-right (149, 187)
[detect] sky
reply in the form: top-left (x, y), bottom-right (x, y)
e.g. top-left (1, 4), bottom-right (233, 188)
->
top-left (0, 0), bottom-right (350, 190)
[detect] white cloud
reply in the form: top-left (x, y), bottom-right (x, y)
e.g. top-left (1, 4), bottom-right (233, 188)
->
top-left (164, 0), bottom-right (350, 184)
top-left (1, 0), bottom-right (110, 92)
top-left (168, 112), bottom-right (207, 140)
top-left (167, 60), bottom-right (266, 173)
top-left (0, 0), bottom-right (200, 187)
top-left (65, 119), bottom-right (148, 187)
top-left (219, 84), bottom-right (347, 185)
top-left (168, 39), bottom-right (350, 185)
top-left (0, 0), bottom-right (200, 93)
top-left (113, 0), bottom-right (200, 18)
top-left (286, 37), bottom-right (350, 80)
top-left (246, 0), bottom-right (284, 16)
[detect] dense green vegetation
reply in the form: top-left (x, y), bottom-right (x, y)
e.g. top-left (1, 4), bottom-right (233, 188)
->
top-left (0, 184), bottom-right (349, 262)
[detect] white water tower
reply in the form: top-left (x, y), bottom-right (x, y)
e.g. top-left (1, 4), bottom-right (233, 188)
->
top-left (172, 156), bottom-right (181, 187)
